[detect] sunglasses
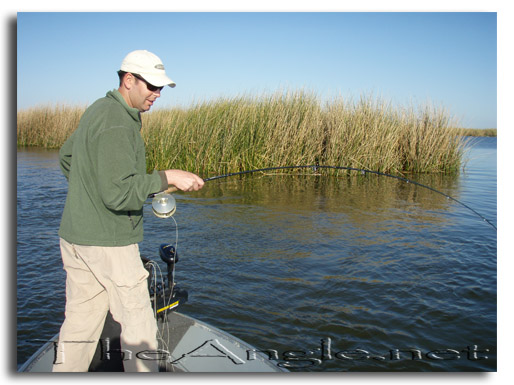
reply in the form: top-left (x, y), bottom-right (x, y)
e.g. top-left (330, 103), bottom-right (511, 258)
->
top-left (132, 73), bottom-right (164, 93)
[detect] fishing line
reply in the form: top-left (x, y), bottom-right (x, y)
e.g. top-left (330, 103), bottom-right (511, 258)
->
top-left (168, 216), bottom-right (179, 304)
top-left (146, 260), bottom-right (164, 318)
top-left (143, 211), bottom-right (180, 363)
top-left (144, 258), bottom-right (172, 361)
top-left (202, 164), bottom-right (497, 230)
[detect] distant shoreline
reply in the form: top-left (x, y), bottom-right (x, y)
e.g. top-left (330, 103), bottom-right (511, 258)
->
top-left (455, 128), bottom-right (497, 137)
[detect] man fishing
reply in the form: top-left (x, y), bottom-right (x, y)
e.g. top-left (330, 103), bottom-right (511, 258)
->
top-left (53, 50), bottom-right (204, 372)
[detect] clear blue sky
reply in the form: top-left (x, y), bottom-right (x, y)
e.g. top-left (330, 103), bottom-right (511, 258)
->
top-left (17, 12), bottom-right (497, 128)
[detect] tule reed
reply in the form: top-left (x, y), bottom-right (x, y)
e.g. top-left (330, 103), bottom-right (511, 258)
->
top-left (17, 91), bottom-right (467, 175)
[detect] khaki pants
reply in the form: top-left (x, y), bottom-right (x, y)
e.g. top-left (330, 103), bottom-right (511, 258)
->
top-left (52, 238), bottom-right (158, 372)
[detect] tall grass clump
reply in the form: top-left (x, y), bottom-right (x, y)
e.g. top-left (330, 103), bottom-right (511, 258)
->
top-left (142, 90), bottom-right (326, 176)
top-left (17, 104), bottom-right (85, 148)
top-left (143, 91), bottom-right (465, 176)
top-left (17, 90), bottom-right (466, 176)
top-left (322, 95), bottom-right (465, 174)
top-left (322, 96), bottom-right (403, 173)
top-left (397, 105), bottom-right (465, 174)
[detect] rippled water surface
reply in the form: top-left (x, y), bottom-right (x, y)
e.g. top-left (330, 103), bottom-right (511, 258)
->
top-left (17, 138), bottom-right (496, 371)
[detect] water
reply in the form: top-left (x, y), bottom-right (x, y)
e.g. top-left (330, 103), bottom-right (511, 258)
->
top-left (16, 138), bottom-right (497, 371)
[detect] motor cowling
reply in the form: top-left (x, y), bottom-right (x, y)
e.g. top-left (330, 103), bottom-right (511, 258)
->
top-left (159, 243), bottom-right (179, 265)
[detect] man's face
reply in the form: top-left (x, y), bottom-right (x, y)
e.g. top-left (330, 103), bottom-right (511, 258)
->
top-left (127, 74), bottom-right (163, 112)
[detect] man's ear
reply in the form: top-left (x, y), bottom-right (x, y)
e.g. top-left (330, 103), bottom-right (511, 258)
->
top-left (121, 72), bottom-right (136, 90)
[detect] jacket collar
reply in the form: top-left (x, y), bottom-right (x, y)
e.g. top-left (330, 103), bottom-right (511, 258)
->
top-left (106, 89), bottom-right (142, 126)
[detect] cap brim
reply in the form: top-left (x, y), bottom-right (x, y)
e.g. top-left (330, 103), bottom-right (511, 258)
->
top-left (139, 73), bottom-right (176, 88)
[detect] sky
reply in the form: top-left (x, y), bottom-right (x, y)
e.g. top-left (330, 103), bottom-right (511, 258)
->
top-left (16, 11), bottom-right (497, 128)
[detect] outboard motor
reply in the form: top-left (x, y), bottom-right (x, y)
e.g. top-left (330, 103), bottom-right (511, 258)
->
top-left (160, 243), bottom-right (178, 289)
top-left (150, 243), bottom-right (188, 320)
top-left (160, 243), bottom-right (179, 265)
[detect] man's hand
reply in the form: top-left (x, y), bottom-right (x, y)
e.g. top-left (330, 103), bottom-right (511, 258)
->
top-left (164, 169), bottom-right (205, 192)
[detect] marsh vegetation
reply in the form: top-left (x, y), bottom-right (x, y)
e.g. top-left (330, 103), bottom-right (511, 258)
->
top-left (17, 91), bottom-right (476, 176)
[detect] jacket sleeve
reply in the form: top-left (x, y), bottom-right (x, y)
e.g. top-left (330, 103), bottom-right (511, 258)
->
top-left (94, 125), bottom-right (165, 212)
top-left (59, 132), bottom-right (74, 180)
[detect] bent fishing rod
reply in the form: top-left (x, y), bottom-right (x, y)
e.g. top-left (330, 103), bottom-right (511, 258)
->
top-left (152, 164), bottom-right (497, 230)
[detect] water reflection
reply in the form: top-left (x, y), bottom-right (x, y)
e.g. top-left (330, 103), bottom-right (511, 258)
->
top-left (191, 172), bottom-right (462, 227)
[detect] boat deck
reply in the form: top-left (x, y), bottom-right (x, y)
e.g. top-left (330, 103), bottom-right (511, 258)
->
top-left (19, 311), bottom-right (285, 373)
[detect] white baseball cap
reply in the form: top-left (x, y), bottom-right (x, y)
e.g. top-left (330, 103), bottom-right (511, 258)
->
top-left (120, 50), bottom-right (176, 88)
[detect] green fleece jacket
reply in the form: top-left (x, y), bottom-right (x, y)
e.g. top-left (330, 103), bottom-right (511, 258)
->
top-left (58, 90), bottom-right (168, 246)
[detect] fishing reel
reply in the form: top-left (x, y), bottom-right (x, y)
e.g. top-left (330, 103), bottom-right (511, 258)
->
top-left (152, 192), bottom-right (177, 218)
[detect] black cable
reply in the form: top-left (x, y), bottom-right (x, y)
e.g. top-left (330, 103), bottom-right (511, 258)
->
top-left (202, 164), bottom-right (497, 230)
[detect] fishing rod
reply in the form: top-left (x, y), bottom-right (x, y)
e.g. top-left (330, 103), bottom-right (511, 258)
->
top-left (152, 164), bottom-right (497, 230)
